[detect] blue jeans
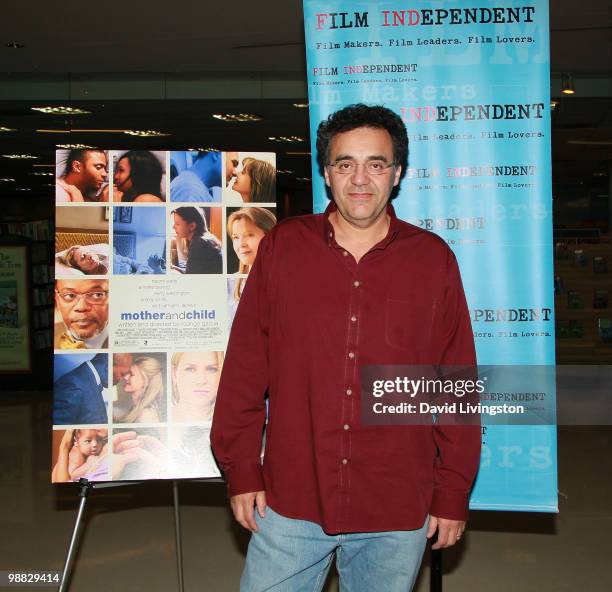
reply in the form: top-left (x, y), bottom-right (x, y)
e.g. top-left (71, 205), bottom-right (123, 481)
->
top-left (240, 507), bottom-right (428, 592)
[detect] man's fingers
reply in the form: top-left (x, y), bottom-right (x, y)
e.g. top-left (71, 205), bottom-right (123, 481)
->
top-left (426, 515), bottom-right (438, 539)
top-left (430, 517), bottom-right (466, 549)
top-left (255, 491), bottom-right (267, 519)
top-left (230, 492), bottom-right (265, 532)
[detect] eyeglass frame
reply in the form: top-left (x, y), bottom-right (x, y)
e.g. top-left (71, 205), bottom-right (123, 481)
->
top-left (326, 159), bottom-right (397, 175)
top-left (55, 289), bottom-right (109, 305)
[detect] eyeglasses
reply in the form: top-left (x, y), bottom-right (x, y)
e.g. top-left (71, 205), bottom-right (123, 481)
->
top-left (327, 160), bottom-right (395, 175)
top-left (56, 290), bottom-right (109, 305)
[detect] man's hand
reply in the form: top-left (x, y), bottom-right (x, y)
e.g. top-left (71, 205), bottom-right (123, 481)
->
top-left (230, 491), bottom-right (267, 532)
top-left (427, 516), bottom-right (466, 549)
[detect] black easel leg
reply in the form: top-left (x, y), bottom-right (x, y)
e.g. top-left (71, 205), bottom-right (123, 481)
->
top-left (173, 480), bottom-right (184, 592)
top-left (59, 479), bottom-right (92, 592)
top-left (430, 548), bottom-right (442, 592)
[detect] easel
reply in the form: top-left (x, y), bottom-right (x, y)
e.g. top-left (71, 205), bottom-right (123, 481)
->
top-left (58, 477), bottom-right (222, 592)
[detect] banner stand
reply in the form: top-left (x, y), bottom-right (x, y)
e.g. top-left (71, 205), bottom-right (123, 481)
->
top-left (430, 548), bottom-right (442, 592)
top-left (59, 478), bottom-right (186, 592)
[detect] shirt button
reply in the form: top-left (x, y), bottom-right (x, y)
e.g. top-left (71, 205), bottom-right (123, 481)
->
top-left (348, 351), bottom-right (355, 359)
top-left (343, 424), bottom-right (350, 430)
top-left (342, 250), bottom-right (348, 256)
top-left (353, 280), bottom-right (360, 288)
top-left (341, 458), bottom-right (348, 465)
top-left (329, 231), bottom-right (333, 238)
top-left (346, 388), bottom-right (352, 396)
top-left (350, 315), bottom-right (357, 322)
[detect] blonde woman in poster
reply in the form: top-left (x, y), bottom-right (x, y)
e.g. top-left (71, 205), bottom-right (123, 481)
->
top-left (115, 356), bottom-right (165, 423)
top-left (170, 351), bottom-right (224, 422)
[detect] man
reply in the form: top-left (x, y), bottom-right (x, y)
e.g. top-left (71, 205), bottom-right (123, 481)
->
top-left (53, 353), bottom-right (108, 425)
top-left (170, 151), bottom-right (222, 202)
top-left (54, 279), bottom-right (109, 349)
top-left (225, 151), bottom-right (239, 185)
top-left (211, 104), bottom-right (480, 591)
top-left (56, 149), bottom-right (108, 202)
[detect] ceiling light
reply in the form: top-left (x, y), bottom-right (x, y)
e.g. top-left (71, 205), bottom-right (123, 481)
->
top-left (32, 106), bottom-right (92, 115)
top-left (212, 113), bottom-right (262, 123)
top-left (0, 178), bottom-right (16, 182)
top-left (292, 103), bottom-right (309, 108)
top-left (561, 74), bottom-right (575, 95)
top-left (56, 143), bottom-right (95, 149)
top-left (31, 172), bottom-right (54, 177)
top-left (15, 188), bottom-right (32, 191)
top-left (269, 136), bottom-right (306, 143)
top-left (276, 169), bottom-right (294, 174)
top-left (0, 126), bottom-right (16, 132)
top-left (2, 154), bottom-right (38, 159)
top-left (124, 130), bottom-right (169, 137)
top-left (550, 100), bottom-right (559, 110)
top-left (296, 177), bottom-right (311, 182)
top-left (5, 42), bottom-right (25, 49)
top-left (187, 147), bottom-right (218, 152)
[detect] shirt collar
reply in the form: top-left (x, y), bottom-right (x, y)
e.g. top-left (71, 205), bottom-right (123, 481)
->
top-left (322, 200), bottom-right (401, 250)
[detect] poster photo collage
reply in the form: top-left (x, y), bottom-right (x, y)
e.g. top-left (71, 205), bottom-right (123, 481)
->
top-left (52, 149), bottom-right (277, 483)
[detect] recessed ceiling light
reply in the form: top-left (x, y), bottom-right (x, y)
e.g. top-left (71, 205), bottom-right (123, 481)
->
top-left (292, 103), bottom-right (309, 108)
top-left (269, 136), bottom-right (306, 143)
top-left (550, 100), bottom-right (559, 110)
top-left (0, 178), bottom-right (16, 182)
top-left (56, 143), bottom-right (95, 149)
top-left (124, 129), bottom-right (169, 137)
top-left (296, 177), bottom-right (311, 182)
top-left (276, 169), bottom-right (294, 174)
top-left (32, 106), bottom-right (91, 115)
top-left (44, 184), bottom-right (55, 187)
top-left (2, 154), bottom-right (38, 159)
top-left (212, 113), bottom-right (262, 123)
top-left (187, 147), bottom-right (218, 152)
top-left (15, 188), bottom-right (32, 191)
top-left (31, 172), bottom-right (54, 177)
top-left (5, 42), bottom-right (25, 49)
top-left (0, 126), bottom-right (16, 132)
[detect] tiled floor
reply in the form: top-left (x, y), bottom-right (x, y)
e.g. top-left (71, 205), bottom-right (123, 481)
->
top-left (1, 393), bottom-right (610, 591)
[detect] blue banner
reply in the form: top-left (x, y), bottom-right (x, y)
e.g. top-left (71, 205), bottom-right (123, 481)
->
top-left (303, 0), bottom-right (557, 512)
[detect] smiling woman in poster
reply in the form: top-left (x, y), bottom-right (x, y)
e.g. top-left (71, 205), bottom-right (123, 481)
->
top-left (226, 207), bottom-right (276, 327)
top-left (171, 207), bottom-right (222, 274)
top-left (117, 356), bottom-right (165, 423)
top-left (170, 351), bottom-right (224, 422)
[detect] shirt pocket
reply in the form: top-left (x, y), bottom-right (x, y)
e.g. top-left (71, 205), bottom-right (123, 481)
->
top-left (385, 297), bottom-right (435, 351)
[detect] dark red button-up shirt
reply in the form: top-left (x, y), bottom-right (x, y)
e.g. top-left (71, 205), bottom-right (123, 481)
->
top-left (211, 201), bottom-right (480, 534)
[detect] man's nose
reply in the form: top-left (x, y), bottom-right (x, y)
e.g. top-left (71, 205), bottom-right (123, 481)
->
top-left (350, 164), bottom-right (369, 185)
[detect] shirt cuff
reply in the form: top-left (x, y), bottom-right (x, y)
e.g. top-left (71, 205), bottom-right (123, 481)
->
top-left (224, 461), bottom-right (265, 497)
top-left (430, 488), bottom-right (470, 521)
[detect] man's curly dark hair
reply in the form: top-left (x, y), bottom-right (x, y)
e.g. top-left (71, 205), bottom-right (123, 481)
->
top-left (315, 104), bottom-right (409, 176)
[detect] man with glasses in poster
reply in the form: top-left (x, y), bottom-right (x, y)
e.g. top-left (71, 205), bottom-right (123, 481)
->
top-left (212, 104), bottom-right (480, 591)
top-left (54, 279), bottom-right (109, 349)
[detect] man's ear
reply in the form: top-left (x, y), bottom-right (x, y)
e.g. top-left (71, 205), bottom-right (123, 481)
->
top-left (324, 166), bottom-right (331, 188)
top-left (72, 160), bottom-right (82, 174)
top-left (393, 165), bottom-right (402, 187)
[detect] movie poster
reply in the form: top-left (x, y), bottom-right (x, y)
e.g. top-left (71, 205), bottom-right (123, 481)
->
top-left (0, 246), bottom-right (31, 372)
top-left (51, 149), bottom-right (277, 482)
top-left (304, 0), bottom-right (557, 512)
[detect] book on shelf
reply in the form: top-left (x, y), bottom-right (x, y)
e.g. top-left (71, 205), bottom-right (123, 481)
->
top-left (573, 249), bottom-right (587, 267)
top-left (593, 290), bottom-right (609, 309)
top-left (598, 319), bottom-right (612, 343)
top-left (567, 290), bottom-right (582, 309)
top-left (593, 256), bottom-right (608, 274)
